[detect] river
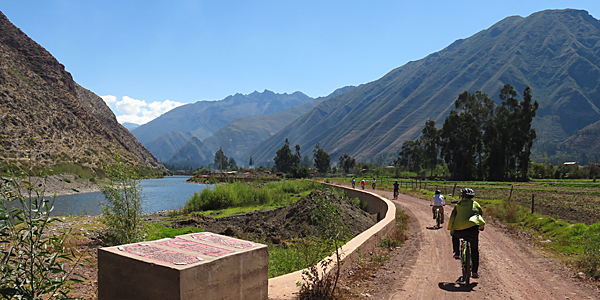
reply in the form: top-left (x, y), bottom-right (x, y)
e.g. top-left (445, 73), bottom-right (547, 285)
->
top-left (6, 175), bottom-right (210, 216)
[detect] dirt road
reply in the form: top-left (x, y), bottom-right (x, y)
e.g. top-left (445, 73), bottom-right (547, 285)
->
top-left (356, 190), bottom-right (599, 300)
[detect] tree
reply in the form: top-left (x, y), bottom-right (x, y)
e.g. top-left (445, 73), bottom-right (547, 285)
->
top-left (338, 154), bottom-right (356, 174)
top-left (419, 120), bottom-right (441, 177)
top-left (214, 147), bottom-right (228, 171)
top-left (100, 155), bottom-right (146, 246)
top-left (440, 110), bottom-right (479, 180)
top-left (396, 140), bottom-right (424, 173)
top-left (248, 156), bottom-right (254, 167)
top-left (313, 143), bottom-right (331, 174)
top-left (228, 157), bottom-right (237, 169)
top-left (274, 138), bottom-right (300, 173)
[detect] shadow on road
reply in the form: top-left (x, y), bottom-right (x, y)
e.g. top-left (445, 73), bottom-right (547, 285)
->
top-left (438, 281), bottom-right (478, 292)
top-left (426, 226), bottom-right (443, 230)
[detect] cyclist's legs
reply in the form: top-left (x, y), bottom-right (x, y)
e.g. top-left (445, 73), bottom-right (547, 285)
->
top-left (433, 206), bottom-right (444, 223)
top-left (452, 227), bottom-right (480, 272)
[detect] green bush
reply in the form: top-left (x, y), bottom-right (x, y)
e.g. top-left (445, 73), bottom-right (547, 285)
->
top-left (183, 180), bottom-right (323, 213)
top-left (100, 155), bottom-right (146, 246)
top-left (0, 159), bottom-right (85, 299)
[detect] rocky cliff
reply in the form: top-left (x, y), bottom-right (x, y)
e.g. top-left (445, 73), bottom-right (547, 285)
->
top-left (0, 11), bottom-right (162, 170)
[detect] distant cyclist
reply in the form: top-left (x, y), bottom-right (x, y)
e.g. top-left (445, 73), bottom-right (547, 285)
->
top-left (372, 178), bottom-right (376, 189)
top-left (447, 188), bottom-right (486, 279)
top-left (431, 190), bottom-right (446, 223)
top-left (352, 177), bottom-right (356, 188)
top-left (360, 179), bottom-right (366, 190)
top-left (393, 181), bottom-right (399, 199)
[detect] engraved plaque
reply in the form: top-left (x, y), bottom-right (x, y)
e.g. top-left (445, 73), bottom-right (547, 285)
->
top-left (157, 237), bottom-right (233, 257)
top-left (191, 232), bottom-right (257, 249)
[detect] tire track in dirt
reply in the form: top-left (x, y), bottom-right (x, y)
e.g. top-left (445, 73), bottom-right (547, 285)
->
top-left (375, 191), bottom-right (599, 300)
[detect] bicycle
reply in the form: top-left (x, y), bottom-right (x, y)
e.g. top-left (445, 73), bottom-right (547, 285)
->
top-left (435, 207), bottom-right (442, 228)
top-left (393, 189), bottom-right (399, 200)
top-left (460, 238), bottom-right (472, 285)
top-left (430, 205), bottom-right (442, 228)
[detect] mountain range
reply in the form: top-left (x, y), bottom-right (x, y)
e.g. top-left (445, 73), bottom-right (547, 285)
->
top-left (0, 11), bottom-right (161, 171)
top-left (243, 9), bottom-right (600, 165)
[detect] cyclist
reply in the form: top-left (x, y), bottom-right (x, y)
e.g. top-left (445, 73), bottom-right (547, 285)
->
top-left (372, 178), bottom-right (376, 189)
top-left (431, 190), bottom-right (446, 223)
top-left (352, 177), bottom-right (356, 189)
top-left (360, 179), bottom-right (366, 190)
top-left (393, 180), bottom-right (399, 199)
top-left (447, 188), bottom-right (486, 279)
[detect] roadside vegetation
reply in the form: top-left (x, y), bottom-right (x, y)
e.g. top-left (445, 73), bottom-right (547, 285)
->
top-left (181, 179), bottom-right (323, 214)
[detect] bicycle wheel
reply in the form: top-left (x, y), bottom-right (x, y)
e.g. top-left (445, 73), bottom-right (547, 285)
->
top-left (436, 209), bottom-right (441, 228)
top-left (464, 241), bottom-right (471, 285)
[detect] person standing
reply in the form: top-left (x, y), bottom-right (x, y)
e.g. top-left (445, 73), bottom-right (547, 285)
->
top-left (447, 188), bottom-right (486, 279)
top-left (431, 190), bottom-right (446, 223)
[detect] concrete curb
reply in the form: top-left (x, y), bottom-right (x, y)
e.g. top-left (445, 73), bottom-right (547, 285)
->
top-left (267, 183), bottom-right (397, 299)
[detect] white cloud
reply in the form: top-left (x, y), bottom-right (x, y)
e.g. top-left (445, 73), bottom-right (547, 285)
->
top-left (116, 96), bottom-right (147, 115)
top-left (104, 95), bottom-right (186, 125)
top-left (101, 95), bottom-right (117, 104)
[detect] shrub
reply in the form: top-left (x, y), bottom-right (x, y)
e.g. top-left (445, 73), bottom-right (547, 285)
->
top-left (578, 223), bottom-right (600, 279)
top-left (0, 158), bottom-right (85, 299)
top-left (100, 155), bottom-right (146, 246)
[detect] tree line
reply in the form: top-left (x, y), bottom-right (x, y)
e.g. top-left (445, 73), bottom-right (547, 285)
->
top-left (397, 83), bottom-right (539, 181)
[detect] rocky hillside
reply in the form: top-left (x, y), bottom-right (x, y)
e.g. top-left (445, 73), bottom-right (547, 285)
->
top-left (245, 9), bottom-right (600, 164)
top-left (0, 11), bottom-right (162, 170)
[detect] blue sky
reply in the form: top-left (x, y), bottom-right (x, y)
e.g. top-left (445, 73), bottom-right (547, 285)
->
top-left (2, 1), bottom-right (600, 125)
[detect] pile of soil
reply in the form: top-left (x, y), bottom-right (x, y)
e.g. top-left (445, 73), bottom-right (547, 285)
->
top-left (171, 190), bottom-right (378, 244)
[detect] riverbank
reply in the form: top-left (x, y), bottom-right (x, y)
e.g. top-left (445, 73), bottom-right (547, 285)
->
top-left (11, 174), bottom-right (100, 197)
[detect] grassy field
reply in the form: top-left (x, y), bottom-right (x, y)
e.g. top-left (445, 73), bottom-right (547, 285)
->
top-left (334, 177), bottom-right (600, 225)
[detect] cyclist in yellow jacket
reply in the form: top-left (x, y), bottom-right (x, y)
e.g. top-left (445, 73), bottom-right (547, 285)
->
top-left (448, 188), bottom-right (486, 279)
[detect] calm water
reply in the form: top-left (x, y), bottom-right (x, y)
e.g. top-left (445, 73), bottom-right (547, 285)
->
top-left (7, 175), bottom-right (210, 216)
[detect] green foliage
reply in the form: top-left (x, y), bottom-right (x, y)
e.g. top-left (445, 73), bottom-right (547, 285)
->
top-left (437, 85), bottom-right (538, 181)
top-left (274, 138), bottom-right (300, 174)
top-left (214, 148), bottom-right (228, 171)
top-left (0, 159), bottom-right (85, 299)
top-left (183, 180), bottom-right (323, 213)
top-left (268, 237), bottom-right (336, 278)
top-left (146, 224), bottom-right (204, 241)
top-left (578, 223), bottom-right (600, 279)
top-left (313, 143), bottom-right (331, 174)
top-left (296, 189), bottom-right (347, 299)
top-left (100, 155), bottom-right (146, 246)
top-left (338, 154), bottom-right (356, 174)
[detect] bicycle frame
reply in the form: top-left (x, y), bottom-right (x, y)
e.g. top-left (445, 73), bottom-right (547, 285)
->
top-left (460, 238), bottom-right (471, 285)
top-left (435, 208), bottom-right (441, 228)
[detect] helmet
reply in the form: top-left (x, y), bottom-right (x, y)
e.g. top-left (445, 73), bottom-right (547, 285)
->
top-left (435, 190), bottom-right (441, 194)
top-left (461, 188), bottom-right (475, 198)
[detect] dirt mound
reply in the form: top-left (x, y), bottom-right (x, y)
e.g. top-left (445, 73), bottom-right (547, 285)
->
top-left (172, 190), bottom-right (377, 244)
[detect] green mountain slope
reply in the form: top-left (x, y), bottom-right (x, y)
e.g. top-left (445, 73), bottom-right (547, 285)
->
top-left (165, 137), bottom-right (211, 165)
top-left (245, 9), bottom-right (600, 165)
top-left (132, 90), bottom-right (313, 145)
top-left (145, 131), bottom-right (193, 163)
top-left (201, 86), bottom-right (356, 163)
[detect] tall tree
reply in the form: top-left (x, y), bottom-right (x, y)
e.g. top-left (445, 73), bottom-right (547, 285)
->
top-left (313, 143), bottom-right (331, 174)
top-left (420, 120), bottom-right (441, 177)
top-left (440, 110), bottom-right (479, 180)
top-left (274, 138), bottom-right (301, 173)
top-left (338, 154), bottom-right (356, 174)
top-left (396, 140), bottom-right (424, 173)
top-left (214, 147), bottom-right (228, 171)
top-left (248, 156), bottom-right (254, 167)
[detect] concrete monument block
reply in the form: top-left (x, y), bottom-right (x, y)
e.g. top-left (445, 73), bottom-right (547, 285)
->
top-left (98, 232), bottom-right (268, 300)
